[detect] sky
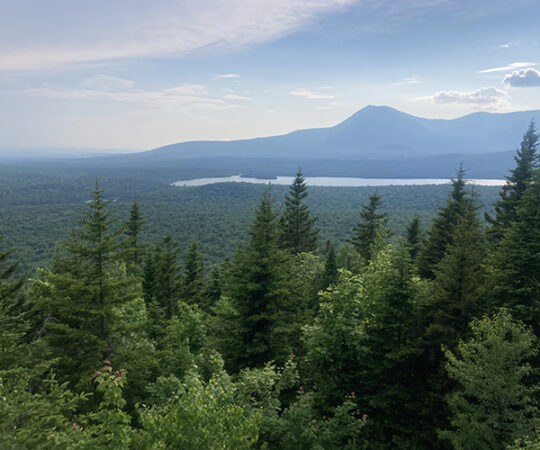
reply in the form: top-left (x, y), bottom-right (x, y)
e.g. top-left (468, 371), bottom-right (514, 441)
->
top-left (1, 0), bottom-right (540, 151)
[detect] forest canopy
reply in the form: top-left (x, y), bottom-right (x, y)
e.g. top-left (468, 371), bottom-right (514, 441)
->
top-left (0, 124), bottom-right (539, 448)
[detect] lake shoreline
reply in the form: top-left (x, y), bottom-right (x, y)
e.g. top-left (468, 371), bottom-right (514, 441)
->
top-left (172, 174), bottom-right (506, 188)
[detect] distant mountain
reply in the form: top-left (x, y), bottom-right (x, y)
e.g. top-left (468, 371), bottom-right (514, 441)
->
top-left (141, 105), bottom-right (539, 161)
top-left (13, 106), bottom-right (540, 181)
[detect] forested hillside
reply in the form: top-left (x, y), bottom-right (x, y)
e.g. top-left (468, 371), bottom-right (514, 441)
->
top-left (1, 123), bottom-right (539, 448)
top-left (0, 169), bottom-right (500, 272)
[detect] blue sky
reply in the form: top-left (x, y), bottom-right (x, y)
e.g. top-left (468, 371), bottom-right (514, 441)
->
top-left (1, 0), bottom-right (540, 151)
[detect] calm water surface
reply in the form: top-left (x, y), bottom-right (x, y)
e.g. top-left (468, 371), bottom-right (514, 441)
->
top-left (172, 175), bottom-right (506, 187)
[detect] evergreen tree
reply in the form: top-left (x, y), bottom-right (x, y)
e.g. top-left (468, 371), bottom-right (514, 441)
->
top-left (27, 181), bottom-right (139, 386)
top-left (0, 236), bottom-right (26, 368)
top-left (348, 191), bottom-right (389, 262)
top-left (428, 212), bottom-right (487, 349)
top-left (489, 169), bottom-right (540, 334)
top-left (227, 188), bottom-right (291, 369)
top-left (143, 234), bottom-right (182, 320)
top-left (440, 310), bottom-right (539, 450)
top-left (321, 240), bottom-right (338, 289)
top-left (419, 207), bottom-right (488, 443)
top-left (357, 245), bottom-right (433, 447)
top-left (279, 169), bottom-right (318, 254)
top-left (201, 266), bottom-right (222, 312)
top-left (183, 241), bottom-right (204, 305)
top-left (487, 120), bottom-right (539, 241)
top-left (405, 215), bottom-right (423, 261)
top-left (124, 198), bottom-right (145, 267)
top-left (418, 165), bottom-right (477, 279)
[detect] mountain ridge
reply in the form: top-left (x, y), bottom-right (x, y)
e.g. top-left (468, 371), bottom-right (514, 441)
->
top-left (144, 105), bottom-right (539, 161)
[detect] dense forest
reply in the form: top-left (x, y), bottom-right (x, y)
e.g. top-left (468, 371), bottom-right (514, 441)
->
top-left (1, 122), bottom-right (539, 449)
top-left (0, 168), bottom-right (501, 272)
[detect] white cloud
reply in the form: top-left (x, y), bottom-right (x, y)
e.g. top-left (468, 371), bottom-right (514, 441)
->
top-left (24, 82), bottom-right (241, 112)
top-left (0, 0), bottom-right (356, 71)
top-left (316, 101), bottom-right (345, 109)
top-left (223, 94), bottom-right (252, 100)
top-left (429, 87), bottom-right (507, 104)
top-left (82, 75), bottom-right (135, 91)
top-left (478, 62), bottom-right (537, 73)
top-left (392, 76), bottom-right (422, 85)
top-left (290, 88), bottom-right (334, 99)
top-left (213, 73), bottom-right (240, 79)
top-left (503, 68), bottom-right (540, 87)
top-left (164, 84), bottom-right (208, 95)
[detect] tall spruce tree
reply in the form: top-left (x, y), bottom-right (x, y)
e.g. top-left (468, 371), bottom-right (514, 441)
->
top-left (27, 181), bottom-right (138, 385)
top-left (486, 120), bottom-right (539, 241)
top-left (183, 241), bottom-right (204, 305)
top-left (440, 310), bottom-right (538, 450)
top-left (405, 216), bottom-right (423, 261)
top-left (349, 191), bottom-right (389, 262)
top-left (124, 198), bottom-right (145, 267)
top-left (227, 187), bottom-right (291, 369)
top-left (279, 169), bottom-right (318, 254)
top-left (321, 240), bottom-right (338, 289)
top-left (0, 236), bottom-right (26, 368)
top-left (489, 169), bottom-right (540, 334)
top-left (428, 212), bottom-right (487, 349)
top-left (143, 234), bottom-right (182, 320)
top-left (418, 165), bottom-right (477, 279)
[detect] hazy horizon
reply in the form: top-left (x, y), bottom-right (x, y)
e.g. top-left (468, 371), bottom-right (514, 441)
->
top-left (1, 1), bottom-right (540, 151)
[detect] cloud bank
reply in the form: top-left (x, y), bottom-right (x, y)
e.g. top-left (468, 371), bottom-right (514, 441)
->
top-left (430, 87), bottom-right (507, 104)
top-left (503, 68), bottom-right (540, 87)
top-left (0, 0), bottom-right (356, 71)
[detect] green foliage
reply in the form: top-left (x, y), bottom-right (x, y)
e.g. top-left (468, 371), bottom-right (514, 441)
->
top-left (136, 369), bottom-right (260, 449)
top-left (279, 169), bottom-right (319, 254)
top-left (0, 235), bottom-right (26, 368)
top-left (419, 165), bottom-right (479, 278)
top-left (488, 170), bottom-right (540, 334)
top-left (0, 127), bottom-right (538, 449)
top-left (487, 121), bottom-right (539, 241)
top-left (124, 198), bottom-right (145, 268)
top-left (226, 188), bottom-right (293, 368)
top-left (428, 211), bottom-right (487, 349)
top-left (183, 240), bottom-right (205, 305)
top-left (440, 310), bottom-right (539, 450)
top-left (321, 240), bottom-right (338, 289)
top-left (349, 191), bottom-right (389, 263)
top-left (405, 215), bottom-right (423, 260)
top-left (143, 234), bottom-right (181, 320)
top-left (0, 370), bottom-right (87, 449)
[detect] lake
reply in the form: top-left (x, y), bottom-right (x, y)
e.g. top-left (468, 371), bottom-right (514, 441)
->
top-left (171, 175), bottom-right (506, 187)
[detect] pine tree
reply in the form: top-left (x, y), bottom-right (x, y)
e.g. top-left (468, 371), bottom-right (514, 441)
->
top-left (124, 198), bottom-right (145, 267)
top-left (204, 266), bottom-right (222, 304)
top-left (27, 181), bottom-right (138, 385)
top-left (279, 169), bottom-right (318, 254)
top-left (227, 187), bottom-right (291, 369)
top-left (348, 191), bottom-right (389, 262)
top-left (143, 234), bottom-right (182, 320)
top-left (405, 216), bottom-right (423, 260)
top-left (489, 169), bottom-right (540, 335)
top-left (418, 165), bottom-right (477, 279)
top-left (0, 236), bottom-right (26, 368)
top-left (321, 240), bottom-right (338, 289)
top-left (428, 212), bottom-right (487, 349)
top-left (487, 120), bottom-right (539, 241)
top-left (440, 310), bottom-right (538, 450)
top-left (183, 241), bottom-right (204, 305)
